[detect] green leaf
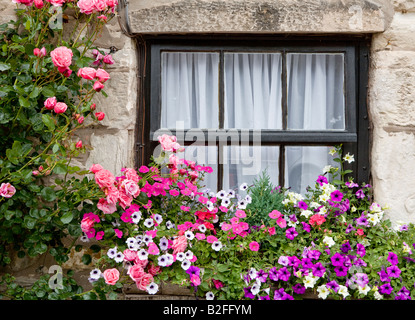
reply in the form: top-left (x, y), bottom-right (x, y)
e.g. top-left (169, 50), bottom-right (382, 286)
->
top-left (0, 62), bottom-right (11, 71)
top-left (60, 211), bottom-right (73, 224)
top-left (81, 253), bottom-right (92, 265)
top-left (23, 216), bottom-right (36, 229)
top-left (40, 186), bottom-right (56, 202)
top-left (29, 86), bottom-right (41, 99)
top-left (41, 113), bottom-right (55, 131)
top-left (19, 96), bottom-right (31, 108)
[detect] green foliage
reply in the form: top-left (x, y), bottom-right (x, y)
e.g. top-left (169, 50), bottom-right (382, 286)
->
top-left (245, 170), bottom-right (285, 227)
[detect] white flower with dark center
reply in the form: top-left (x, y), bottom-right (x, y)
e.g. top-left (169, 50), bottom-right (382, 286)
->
top-left (158, 255), bottom-right (168, 267)
top-left (212, 241), bottom-right (223, 251)
top-left (237, 200), bottom-right (247, 210)
top-left (146, 282), bottom-right (159, 295)
top-left (185, 230), bottom-right (195, 241)
top-left (227, 190), bottom-right (236, 198)
top-left (137, 249), bottom-right (148, 261)
top-left (165, 253), bottom-right (174, 266)
top-left (248, 268), bottom-right (257, 279)
top-left (251, 283), bottom-right (260, 295)
top-left (176, 252), bottom-right (186, 262)
top-left (143, 218), bottom-right (154, 228)
top-left (239, 183), bottom-right (248, 191)
top-left (143, 234), bottom-right (152, 245)
top-left (206, 291), bottom-right (215, 300)
top-left (198, 224), bottom-right (207, 233)
top-left (89, 268), bottom-right (102, 280)
top-left (114, 252), bottom-right (124, 263)
top-left (206, 201), bottom-right (214, 211)
top-left (159, 237), bottom-right (169, 251)
top-left (131, 211), bottom-right (142, 224)
top-left (166, 220), bottom-right (175, 230)
top-left (185, 250), bottom-right (194, 260)
top-left (216, 190), bottom-right (227, 199)
top-left (221, 198), bottom-right (231, 207)
top-left (80, 235), bottom-right (89, 242)
top-left (107, 247), bottom-right (117, 259)
top-left (181, 259), bottom-right (191, 270)
top-left (244, 195), bottom-right (252, 204)
top-left (153, 214), bottom-right (163, 225)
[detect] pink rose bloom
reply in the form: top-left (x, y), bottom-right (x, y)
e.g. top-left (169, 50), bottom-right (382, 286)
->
top-left (122, 179), bottom-right (140, 197)
top-left (158, 134), bottom-right (181, 152)
top-left (94, 169), bottom-right (115, 189)
top-left (81, 216), bottom-right (95, 234)
top-left (118, 189), bottom-right (133, 209)
top-left (93, 81), bottom-right (104, 92)
top-left (148, 263), bottom-right (161, 276)
top-left (249, 241), bottom-right (260, 252)
top-left (103, 268), bottom-right (120, 285)
top-left (46, 0), bottom-right (65, 6)
top-left (77, 0), bottom-right (95, 14)
top-left (0, 183), bottom-right (16, 198)
top-left (44, 97), bottom-right (57, 110)
top-left (54, 102), bottom-right (68, 114)
top-left (123, 249), bottom-right (137, 261)
top-left (93, 0), bottom-right (107, 11)
top-left (103, 54), bottom-right (114, 64)
top-left (95, 68), bottom-right (110, 82)
top-left (105, 0), bottom-right (117, 8)
top-left (124, 168), bottom-right (140, 183)
top-left (50, 46), bottom-right (73, 69)
top-left (127, 264), bottom-right (145, 282)
top-left (97, 198), bottom-right (116, 214)
top-left (12, 0), bottom-right (34, 6)
top-left (89, 163), bottom-right (104, 173)
top-left (136, 273), bottom-right (154, 291)
top-left (105, 185), bottom-right (119, 204)
top-left (171, 235), bottom-right (187, 254)
top-left (134, 258), bottom-right (148, 268)
top-left (34, 0), bottom-right (43, 8)
top-left (77, 67), bottom-right (96, 80)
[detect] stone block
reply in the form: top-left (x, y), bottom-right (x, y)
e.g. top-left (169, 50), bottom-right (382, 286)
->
top-left (127, 0), bottom-right (393, 34)
top-left (371, 128), bottom-right (415, 224)
top-left (369, 50), bottom-right (415, 128)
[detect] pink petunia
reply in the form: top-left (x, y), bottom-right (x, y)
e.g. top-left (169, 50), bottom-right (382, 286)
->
top-left (249, 241), bottom-right (260, 252)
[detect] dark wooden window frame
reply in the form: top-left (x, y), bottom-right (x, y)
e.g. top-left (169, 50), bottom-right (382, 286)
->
top-left (137, 35), bottom-right (371, 191)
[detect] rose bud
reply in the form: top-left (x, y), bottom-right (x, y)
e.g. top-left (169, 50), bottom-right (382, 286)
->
top-left (75, 140), bottom-right (83, 149)
top-left (93, 80), bottom-right (104, 92)
top-left (95, 112), bottom-right (105, 121)
top-left (90, 103), bottom-right (96, 111)
top-left (77, 67), bottom-right (96, 80)
top-left (103, 54), bottom-right (114, 65)
top-left (95, 68), bottom-right (110, 83)
top-left (78, 116), bottom-right (85, 124)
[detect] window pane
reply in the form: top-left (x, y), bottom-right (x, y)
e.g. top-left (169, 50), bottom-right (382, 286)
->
top-left (285, 146), bottom-right (338, 195)
top-left (161, 52), bottom-right (220, 129)
top-left (222, 146), bottom-right (279, 191)
top-left (182, 145), bottom-right (218, 192)
top-left (287, 53), bottom-right (345, 130)
top-left (224, 53), bottom-right (282, 129)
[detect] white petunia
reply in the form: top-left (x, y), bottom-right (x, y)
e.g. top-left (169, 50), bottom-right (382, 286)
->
top-left (89, 268), bottom-right (102, 280)
top-left (251, 283), bottom-right (261, 295)
top-left (185, 230), bottom-right (195, 241)
top-left (107, 247), bottom-right (118, 259)
top-left (239, 183), bottom-right (248, 191)
top-left (137, 249), bottom-right (148, 261)
top-left (358, 284), bottom-right (371, 296)
top-left (185, 250), bottom-right (194, 260)
top-left (206, 291), bottom-right (215, 300)
top-left (114, 251), bottom-right (124, 263)
top-left (165, 220), bottom-right (175, 229)
top-left (317, 285), bottom-right (330, 300)
top-left (198, 224), bottom-right (207, 233)
top-left (143, 218), bottom-right (154, 228)
top-left (343, 153), bottom-right (355, 163)
top-left (146, 282), bottom-right (159, 295)
top-left (323, 236), bottom-right (335, 248)
top-left (338, 285), bottom-right (349, 299)
top-left (300, 210), bottom-right (314, 218)
top-left (212, 241), bottom-right (223, 252)
top-left (131, 211), bottom-right (142, 224)
top-left (176, 252), bottom-right (186, 262)
top-left (181, 259), bottom-right (191, 270)
top-left (303, 276), bottom-right (317, 289)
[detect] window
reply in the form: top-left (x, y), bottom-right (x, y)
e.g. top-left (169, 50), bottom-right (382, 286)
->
top-left (141, 36), bottom-right (370, 194)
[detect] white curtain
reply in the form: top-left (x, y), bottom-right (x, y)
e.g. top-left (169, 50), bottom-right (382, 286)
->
top-left (224, 53), bottom-right (282, 129)
top-left (285, 53), bottom-right (344, 195)
top-left (161, 52), bottom-right (220, 129)
top-left (160, 52), bottom-right (345, 194)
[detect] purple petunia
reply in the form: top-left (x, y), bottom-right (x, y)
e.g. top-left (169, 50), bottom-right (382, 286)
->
top-left (356, 243), bottom-right (366, 257)
top-left (387, 252), bottom-right (399, 265)
top-left (311, 262), bottom-right (326, 278)
top-left (378, 269), bottom-right (391, 283)
top-left (285, 227), bottom-right (298, 240)
top-left (273, 288), bottom-right (286, 300)
top-left (356, 213), bottom-right (369, 227)
top-left (257, 269), bottom-right (268, 283)
top-left (186, 265), bottom-right (200, 277)
top-left (293, 283), bottom-right (306, 294)
top-left (298, 201), bottom-right (308, 210)
top-left (331, 252), bottom-right (345, 266)
top-left (340, 241), bottom-right (352, 254)
top-left (268, 267), bottom-right (279, 281)
top-left (277, 267), bottom-right (291, 282)
top-left (387, 265), bottom-right (401, 278)
top-left (302, 222), bottom-right (311, 233)
top-left (379, 283), bottom-right (393, 295)
top-left (308, 250), bottom-right (321, 261)
top-left (345, 224), bottom-right (355, 234)
top-left (355, 189), bottom-right (365, 199)
top-left (317, 175), bottom-right (328, 186)
top-left (334, 265), bottom-right (348, 277)
top-left (330, 190), bottom-right (344, 202)
top-left (243, 287), bottom-right (255, 299)
top-left (326, 280), bottom-right (340, 292)
top-left (352, 273), bottom-right (369, 287)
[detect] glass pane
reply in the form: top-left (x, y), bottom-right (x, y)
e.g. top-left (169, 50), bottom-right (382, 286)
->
top-left (285, 146), bottom-right (338, 195)
top-left (161, 52), bottom-right (220, 129)
top-left (287, 53), bottom-right (345, 130)
top-left (182, 145), bottom-right (218, 193)
top-left (222, 146), bottom-right (279, 191)
top-left (224, 53), bottom-right (283, 129)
